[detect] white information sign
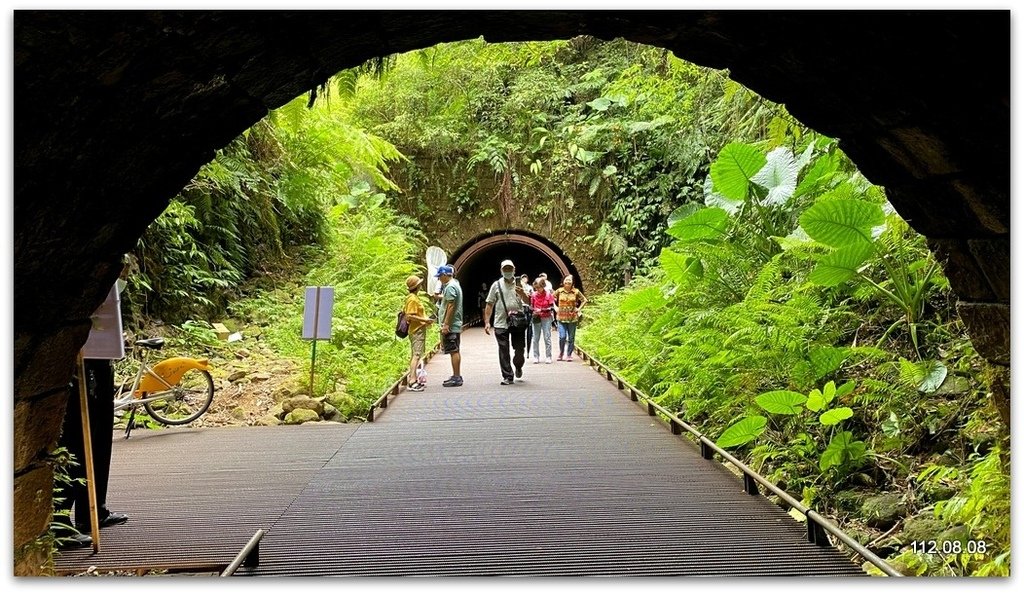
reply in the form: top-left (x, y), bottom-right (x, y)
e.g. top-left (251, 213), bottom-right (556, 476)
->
top-left (301, 286), bottom-right (334, 340)
top-left (82, 282), bottom-right (125, 360)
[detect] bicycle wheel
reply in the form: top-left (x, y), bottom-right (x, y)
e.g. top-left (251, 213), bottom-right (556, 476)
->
top-left (143, 368), bottom-right (214, 425)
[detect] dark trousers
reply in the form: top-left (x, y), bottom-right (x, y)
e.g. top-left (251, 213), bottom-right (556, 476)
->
top-left (54, 359), bottom-right (115, 531)
top-left (494, 326), bottom-right (527, 381)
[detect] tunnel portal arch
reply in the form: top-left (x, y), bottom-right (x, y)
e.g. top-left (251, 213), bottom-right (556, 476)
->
top-left (450, 231), bottom-right (582, 322)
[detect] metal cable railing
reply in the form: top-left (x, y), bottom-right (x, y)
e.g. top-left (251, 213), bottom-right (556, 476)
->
top-left (574, 346), bottom-right (902, 577)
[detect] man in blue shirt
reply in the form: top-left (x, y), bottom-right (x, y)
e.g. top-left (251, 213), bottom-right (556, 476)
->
top-left (434, 264), bottom-right (464, 387)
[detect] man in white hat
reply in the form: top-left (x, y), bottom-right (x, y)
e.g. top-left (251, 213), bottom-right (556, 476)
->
top-left (483, 259), bottom-right (531, 385)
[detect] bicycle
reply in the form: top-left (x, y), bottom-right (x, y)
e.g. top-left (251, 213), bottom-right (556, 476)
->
top-left (114, 338), bottom-right (215, 438)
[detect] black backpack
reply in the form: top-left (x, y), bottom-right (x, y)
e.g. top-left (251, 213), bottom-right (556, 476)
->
top-left (395, 310), bottom-right (409, 338)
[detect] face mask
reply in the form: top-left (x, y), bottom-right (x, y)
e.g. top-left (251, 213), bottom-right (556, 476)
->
top-left (502, 271), bottom-right (515, 281)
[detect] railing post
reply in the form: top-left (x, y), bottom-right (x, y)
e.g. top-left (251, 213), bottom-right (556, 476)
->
top-left (743, 473), bottom-right (759, 495)
top-left (646, 402), bottom-right (656, 416)
top-left (807, 516), bottom-right (828, 545)
top-left (700, 440), bottom-right (714, 460)
top-left (367, 405), bottom-right (376, 422)
top-left (669, 419), bottom-right (682, 435)
top-left (628, 388), bottom-right (638, 402)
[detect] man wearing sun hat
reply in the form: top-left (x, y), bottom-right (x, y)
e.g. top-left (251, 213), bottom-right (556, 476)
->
top-left (403, 274), bottom-right (433, 392)
top-left (434, 264), bottom-right (464, 387)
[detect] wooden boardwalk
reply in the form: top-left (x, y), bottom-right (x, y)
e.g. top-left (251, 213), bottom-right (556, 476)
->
top-left (55, 328), bottom-right (866, 577)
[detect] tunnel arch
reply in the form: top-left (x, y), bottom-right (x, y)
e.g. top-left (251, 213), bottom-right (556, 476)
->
top-left (12, 11), bottom-right (1010, 573)
top-left (449, 230), bottom-right (582, 322)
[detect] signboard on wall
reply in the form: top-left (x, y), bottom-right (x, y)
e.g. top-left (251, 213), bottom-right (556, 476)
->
top-left (82, 282), bottom-right (125, 360)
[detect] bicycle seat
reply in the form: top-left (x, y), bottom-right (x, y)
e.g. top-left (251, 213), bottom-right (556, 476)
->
top-left (135, 338), bottom-right (165, 349)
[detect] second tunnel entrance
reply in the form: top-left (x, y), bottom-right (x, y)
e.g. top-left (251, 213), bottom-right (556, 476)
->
top-left (450, 230), bottom-right (582, 324)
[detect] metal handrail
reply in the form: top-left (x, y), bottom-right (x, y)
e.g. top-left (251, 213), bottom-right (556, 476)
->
top-left (221, 529), bottom-right (266, 576)
top-left (368, 340), bottom-right (441, 422)
top-left (575, 346), bottom-right (901, 577)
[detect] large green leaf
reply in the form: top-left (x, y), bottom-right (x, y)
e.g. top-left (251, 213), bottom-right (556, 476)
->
top-left (819, 407), bottom-right (854, 426)
top-left (750, 147), bottom-right (798, 207)
top-left (755, 390), bottom-right (807, 415)
top-left (799, 199), bottom-right (886, 248)
top-left (793, 151), bottom-right (840, 199)
top-left (808, 243), bottom-right (874, 286)
top-left (666, 207), bottom-right (729, 242)
top-left (667, 202), bottom-right (702, 227)
top-left (806, 389), bottom-right (825, 412)
top-left (716, 416), bottom-right (767, 448)
top-left (819, 431), bottom-right (866, 471)
top-left (710, 143), bottom-right (766, 201)
top-left (703, 175), bottom-right (742, 214)
top-left (659, 249), bottom-right (702, 285)
top-left (917, 360), bottom-right (948, 393)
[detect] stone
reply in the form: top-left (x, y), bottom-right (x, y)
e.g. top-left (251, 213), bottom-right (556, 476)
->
top-left (283, 408), bottom-right (320, 425)
top-left (900, 514), bottom-right (947, 544)
top-left (861, 493), bottom-right (909, 529)
top-left (227, 370), bottom-right (247, 382)
top-left (281, 396), bottom-right (324, 416)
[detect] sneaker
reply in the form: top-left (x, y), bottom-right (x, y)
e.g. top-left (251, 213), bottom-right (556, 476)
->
top-left (57, 533), bottom-right (93, 550)
top-left (99, 512), bottom-right (128, 528)
top-left (546, 356), bottom-right (552, 364)
top-left (500, 378), bottom-right (514, 385)
top-left (515, 367), bottom-right (523, 378)
top-left (442, 376), bottom-right (463, 387)
top-left (408, 382), bottom-right (425, 392)
top-left (533, 357), bottom-right (540, 364)
top-left (567, 356), bottom-right (573, 362)
top-left (557, 355), bottom-right (564, 361)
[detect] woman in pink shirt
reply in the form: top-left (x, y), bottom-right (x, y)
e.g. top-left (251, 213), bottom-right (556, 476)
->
top-left (529, 278), bottom-right (556, 363)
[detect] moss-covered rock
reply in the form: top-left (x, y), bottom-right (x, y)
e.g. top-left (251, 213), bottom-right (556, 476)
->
top-left (283, 408), bottom-right (320, 425)
top-left (834, 489), bottom-right (869, 512)
top-left (254, 414), bottom-right (282, 426)
top-left (899, 514), bottom-right (946, 543)
top-left (282, 396), bottom-right (324, 415)
top-left (937, 524), bottom-right (972, 546)
top-left (861, 493), bottom-right (908, 529)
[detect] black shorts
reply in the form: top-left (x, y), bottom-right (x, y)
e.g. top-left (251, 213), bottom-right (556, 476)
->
top-left (442, 332), bottom-right (461, 354)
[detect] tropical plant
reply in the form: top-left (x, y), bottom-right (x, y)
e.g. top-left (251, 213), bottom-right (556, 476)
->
top-left (717, 381), bottom-right (867, 475)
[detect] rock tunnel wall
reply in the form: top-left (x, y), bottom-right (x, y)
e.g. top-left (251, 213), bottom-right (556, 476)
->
top-left (12, 11), bottom-right (1009, 573)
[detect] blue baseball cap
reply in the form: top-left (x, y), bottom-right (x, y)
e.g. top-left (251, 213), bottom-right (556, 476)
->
top-left (435, 264), bottom-right (454, 278)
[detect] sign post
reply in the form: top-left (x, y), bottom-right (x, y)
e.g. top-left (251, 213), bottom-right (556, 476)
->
top-left (78, 281), bottom-right (125, 551)
top-left (302, 286), bottom-right (334, 394)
